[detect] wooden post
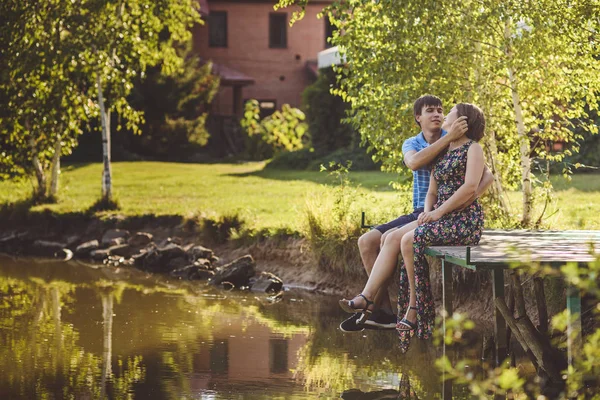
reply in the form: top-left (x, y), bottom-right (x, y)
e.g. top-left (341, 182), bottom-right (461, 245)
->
top-left (566, 284), bottom-right (582, 367)
top-left (233, 85), bottom-right (243, 117)
top-left (441, 260), bottom-right (453, 400)
top-left (510, 271), bottom-right (526, 319)
top-left (492, 268), bottom-right (508, 367)
top-left (533, 276), bottom-right (548, 333)
top-left (506, 282), bottom-right (515, 353)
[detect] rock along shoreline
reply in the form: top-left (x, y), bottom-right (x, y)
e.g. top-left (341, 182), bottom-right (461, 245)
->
top-left (0, 226), bottom-right (284, 295)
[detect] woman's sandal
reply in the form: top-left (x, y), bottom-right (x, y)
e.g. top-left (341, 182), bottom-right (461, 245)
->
top-left (397, 306), bottom-right (418, 331)
top-left (338, 293), bottom-right (374, 324)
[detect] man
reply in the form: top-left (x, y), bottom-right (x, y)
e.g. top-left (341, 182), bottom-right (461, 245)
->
top-left (340, 94), bottom-right (494, 332)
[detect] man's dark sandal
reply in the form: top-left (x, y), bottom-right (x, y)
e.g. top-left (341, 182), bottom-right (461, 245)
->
top-left (339, 312), bottom-right (365, 332)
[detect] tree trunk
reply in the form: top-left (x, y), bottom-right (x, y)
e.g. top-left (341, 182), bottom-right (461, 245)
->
top-left (96, 73), bottom-right (112, 202)
top-left (504, 20), bottom-right (532, 226)
top-left (29, 136), bottom-right (47, 200)
top-left (49, 135), bottom-right (61, 198)
top-left (508, 66), bottom-right (532, 226)
top-left (483, 130), bottom-right (511, 215)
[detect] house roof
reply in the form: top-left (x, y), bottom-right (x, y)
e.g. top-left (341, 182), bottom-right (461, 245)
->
top-left (198, 0), bottom-right (209, 16)
top-left (305, 60), bottom-right (318, 78)
top-left (211, 63), bottom-right (255, 86)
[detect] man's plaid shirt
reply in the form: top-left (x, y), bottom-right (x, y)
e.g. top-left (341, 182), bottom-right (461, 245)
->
top-left (402, 129), bottom-right (448, 210)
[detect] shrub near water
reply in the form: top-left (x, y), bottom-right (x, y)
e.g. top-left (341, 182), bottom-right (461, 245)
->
top-left (302, 162), bottom-right (406, 277)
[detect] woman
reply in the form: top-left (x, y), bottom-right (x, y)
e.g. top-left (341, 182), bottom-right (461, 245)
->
top-left (340, 103), bottom-right (487, 351)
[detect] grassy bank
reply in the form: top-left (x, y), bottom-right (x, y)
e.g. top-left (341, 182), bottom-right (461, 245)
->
top-left (1, 162), bottom-right (600, 232)
top-left (0, 162), bottom-right (405, 233)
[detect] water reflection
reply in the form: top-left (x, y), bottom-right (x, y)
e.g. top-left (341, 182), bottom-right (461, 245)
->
top-left (0, 255), bottom-right (467, 399)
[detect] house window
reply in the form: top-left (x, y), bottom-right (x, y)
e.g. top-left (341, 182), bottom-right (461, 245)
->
top-left (269, 13), bottom-right (287, 48)
top-left (325, 17), bottom-right (336, 48)
top-left (209, 11), bottom-right (227, 47)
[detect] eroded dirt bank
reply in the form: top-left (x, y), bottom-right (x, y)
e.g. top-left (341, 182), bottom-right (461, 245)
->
top-left (0, 212), bottom-right (562, 331)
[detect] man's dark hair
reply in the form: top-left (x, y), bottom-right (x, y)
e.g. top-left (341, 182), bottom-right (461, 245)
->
top-left (456, 103), bottom-right (486, 141)
top-left (413, 94), bottom-right (443, 126)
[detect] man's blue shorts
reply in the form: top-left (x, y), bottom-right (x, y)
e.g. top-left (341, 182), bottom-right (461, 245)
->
top-left (374, 208), bottom-right (424, 234)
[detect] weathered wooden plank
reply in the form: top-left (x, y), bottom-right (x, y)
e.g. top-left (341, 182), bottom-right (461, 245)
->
top-left (428, 229), bottom-right (600, 265)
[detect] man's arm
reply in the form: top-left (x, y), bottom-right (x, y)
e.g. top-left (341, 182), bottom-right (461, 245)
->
top-left (403, 116), bottom-right (468, 171)
top-left (455, 165), bottom-right (494, 211)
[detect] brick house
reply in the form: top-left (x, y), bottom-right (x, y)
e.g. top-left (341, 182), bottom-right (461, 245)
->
top-left (192, 0), bottom-right (335, 118)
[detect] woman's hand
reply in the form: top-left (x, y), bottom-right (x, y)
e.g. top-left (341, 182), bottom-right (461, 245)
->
top-left (418, 210), bottom-right (442, 225)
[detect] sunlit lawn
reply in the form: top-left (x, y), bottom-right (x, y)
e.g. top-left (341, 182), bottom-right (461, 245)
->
top-left (1, 161), bottom-right (599, 231)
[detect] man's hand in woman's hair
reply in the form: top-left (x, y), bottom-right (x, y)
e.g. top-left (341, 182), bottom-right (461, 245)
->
top-left (447, 116), bottom-right (468, 141)
top-left (418, 210), bottom-right (442, 225)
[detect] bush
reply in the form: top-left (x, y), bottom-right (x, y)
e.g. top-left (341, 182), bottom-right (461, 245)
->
top-left (302, 67), bottom-right (359, 154)
top-left (240, 100), bottom-right (309, 160)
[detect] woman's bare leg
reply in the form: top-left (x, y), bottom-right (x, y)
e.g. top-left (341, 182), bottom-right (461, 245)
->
top-left (345, 221), bottom-right (419, 310)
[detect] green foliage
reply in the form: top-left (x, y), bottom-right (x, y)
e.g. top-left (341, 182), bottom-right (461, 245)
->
top-left (277, 0), bottom-right (600, 227)
top-left (301, 161), bottom-right (403, 276)
top-left (241, 100), bottom-right (310, 159)
top-left (0, 0), bottom-right (93, 197)
top-left (201, 212), bottom-right (246, 244)
top-left (0, 0), bottom-right (204, 199)
top-left (302, 67), bottom-right (359, 154)
top-left (434, 256), bottom-right (600, 398)
top-left (127, 52), bottom-right (220, 160)
top-left (303, 163), bottom-right (364, 277)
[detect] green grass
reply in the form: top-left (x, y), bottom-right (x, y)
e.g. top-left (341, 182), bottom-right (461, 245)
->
top-left (0, 162), bottom-right (404, 232)
top-left (1, 162), bottom-right (599, 231)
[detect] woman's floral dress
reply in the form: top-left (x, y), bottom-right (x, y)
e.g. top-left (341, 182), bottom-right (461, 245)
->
top-left (397, 140), bottom-right (484, 352)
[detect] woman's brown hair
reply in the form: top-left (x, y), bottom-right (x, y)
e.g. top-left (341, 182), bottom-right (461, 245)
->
top-left (456, 103), bottom-right (485, 141)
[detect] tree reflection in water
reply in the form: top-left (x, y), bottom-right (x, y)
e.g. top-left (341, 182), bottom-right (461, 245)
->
top-left (0, 256), bottom-right (456, 399)
top-left (0, 268), bottom-right (144, 398)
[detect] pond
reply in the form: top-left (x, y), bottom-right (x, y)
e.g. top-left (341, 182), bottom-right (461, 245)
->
top-left (0, 255), bottom-right (479, 399)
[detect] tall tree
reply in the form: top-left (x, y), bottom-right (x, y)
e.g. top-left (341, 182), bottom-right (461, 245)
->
top-left (277, 0), bottom-right (600, 226)
top-left (76, 0), bottom-right (202, 203)
top-left (0, 1), bottom-right (91, 200)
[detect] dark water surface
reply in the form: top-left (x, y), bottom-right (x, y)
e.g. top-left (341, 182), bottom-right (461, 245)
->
top-left (0, 255), bottom-right (471, 399)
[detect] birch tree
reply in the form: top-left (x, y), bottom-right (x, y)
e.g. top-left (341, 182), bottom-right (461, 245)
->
top-left (77, 0), bottom-right (202, 204)
top-left (277, 0), bottom-right (600, 226)
top-left (0, 0), bottom-right (91, 200)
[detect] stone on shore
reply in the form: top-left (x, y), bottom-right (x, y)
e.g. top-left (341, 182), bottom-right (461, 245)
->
top-left (210, 255), bottom-right (256, 288)
top-left (107, 237), bottom-right (126, 247)
top-left (250, 272), bottom-right (283, 293)
top-left (109, 244), bottom-right (133, 258)
top-left (75, 240), bottom-right (99, 257)
top-left (170, 264), bottom-right (215, 280)
top-left (128, 232), bottom-right (153, 247)
top-left (90, 248), bottom-right (111, 261)
top-left (140, 243), bottom-right (188, 273)
top-left (188, 245), bottom-right (215, 261)
top-left (101, 229), bottom-right (130, 246)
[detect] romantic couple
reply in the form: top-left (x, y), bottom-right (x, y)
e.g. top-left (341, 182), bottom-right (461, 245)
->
top-left (338, 95), bottom-right (494, 351)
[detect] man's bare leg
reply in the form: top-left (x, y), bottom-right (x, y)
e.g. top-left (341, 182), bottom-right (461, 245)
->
top-left (348, 221), bottom-right (419, 311)
top-left (357, 229), bottom-right (393, 311)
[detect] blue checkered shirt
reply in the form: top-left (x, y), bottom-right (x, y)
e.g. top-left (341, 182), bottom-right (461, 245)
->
top-left (402, 130), bottom-right (448, 210)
